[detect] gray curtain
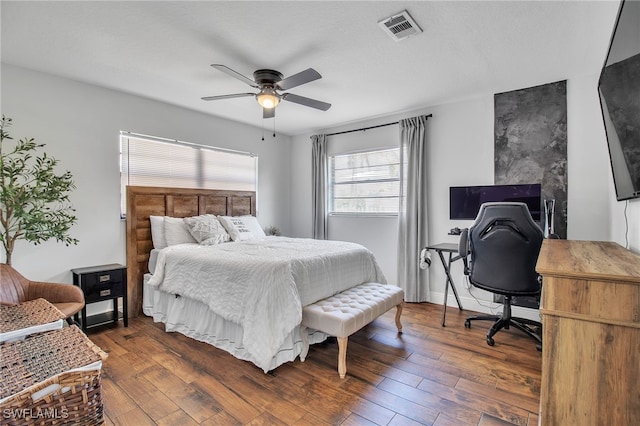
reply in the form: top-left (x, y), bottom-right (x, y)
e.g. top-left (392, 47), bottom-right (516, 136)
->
top-left (398, 116), bottom-right (430, 302)
top-left (311, 134), bottom-right (328, 240)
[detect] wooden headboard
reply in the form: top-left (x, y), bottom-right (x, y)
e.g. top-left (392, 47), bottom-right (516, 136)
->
top-left (125, 186), bottom-right (257, 317)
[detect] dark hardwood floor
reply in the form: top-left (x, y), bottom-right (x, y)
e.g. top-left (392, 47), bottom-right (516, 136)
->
top-left (89, 302), bottom-right (541, 426)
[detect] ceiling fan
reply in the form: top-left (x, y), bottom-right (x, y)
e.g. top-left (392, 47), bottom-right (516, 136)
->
top-left (201, 64), bottom-right (331, 119)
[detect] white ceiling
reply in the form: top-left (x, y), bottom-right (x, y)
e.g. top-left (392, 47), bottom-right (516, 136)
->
top-left (1, 1), bottom-right (621, 136)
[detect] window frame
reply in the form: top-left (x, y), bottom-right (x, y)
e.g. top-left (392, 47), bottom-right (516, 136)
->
top-left (328, 146), bottom-right (401, 217)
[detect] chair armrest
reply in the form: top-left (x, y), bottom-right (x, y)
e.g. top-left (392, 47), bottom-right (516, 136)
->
top-left (27, 281), bottom-right (85, 305)
top-left (458, 228), bottom-right (470, 275)
top-left (458, 228), bottom-right (469, 257)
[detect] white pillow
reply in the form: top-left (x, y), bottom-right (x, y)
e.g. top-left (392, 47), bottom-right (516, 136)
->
top-left (242, 215), bottom-right (267, 238)
top-left (149, 215), bottom-right (167, 249)
top-left (218, 215), bottom-right (266, 241)
top-left (163, 216), bottom-right (197, 246)
top-left (183, 214), bottom-right (230, 245)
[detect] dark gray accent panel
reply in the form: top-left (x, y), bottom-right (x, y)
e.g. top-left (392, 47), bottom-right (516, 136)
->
top-left (494, 80), bottom-right (567, 240)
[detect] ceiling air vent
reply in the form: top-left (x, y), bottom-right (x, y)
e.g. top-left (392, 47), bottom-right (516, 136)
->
top-left (378, 10), bottom-right (422, 42)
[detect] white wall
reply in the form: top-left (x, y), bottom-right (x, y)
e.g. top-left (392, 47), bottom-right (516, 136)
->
top-left (1, 64), bottom-right (292, 313)
top-left (291, 73), bottom-right (631, 320)
top-left (566, 74), bottom-right (614, 241)
top-left (610, 186), bottom-right (640, 253)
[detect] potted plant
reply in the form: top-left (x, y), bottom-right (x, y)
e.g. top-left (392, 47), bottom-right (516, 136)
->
top-left (0, 116), bottom-right (78, 265)
top-left (264, 225), bottom-right (281, 236)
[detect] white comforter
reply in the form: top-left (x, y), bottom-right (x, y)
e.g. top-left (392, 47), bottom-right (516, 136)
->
top-left (147, 236), bottom-right (386, 371)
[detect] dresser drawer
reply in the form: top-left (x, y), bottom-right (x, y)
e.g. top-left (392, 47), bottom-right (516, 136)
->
top-left (82, 269), bottom-right (125, 302)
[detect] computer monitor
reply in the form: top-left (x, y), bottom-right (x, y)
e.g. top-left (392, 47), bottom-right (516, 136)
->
top-left (449, 184), bottom-right (542, 221)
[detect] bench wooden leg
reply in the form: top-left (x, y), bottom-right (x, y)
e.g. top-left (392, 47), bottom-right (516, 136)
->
top-left (395, 303), bottom-right (403, 333)
top-left (337, 336), bottom-right (348, 379)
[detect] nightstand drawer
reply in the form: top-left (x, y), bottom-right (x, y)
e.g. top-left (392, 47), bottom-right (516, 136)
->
top-left (84, 268), bottom-right (123, 289)
top-left (84, 275), bottom-right (124, 302)
top-left (72, 265), bottom-right (126, 303)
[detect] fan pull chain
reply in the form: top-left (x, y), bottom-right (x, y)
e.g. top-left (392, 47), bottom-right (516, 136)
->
top-left (261, 119), bottom-right (265, 141)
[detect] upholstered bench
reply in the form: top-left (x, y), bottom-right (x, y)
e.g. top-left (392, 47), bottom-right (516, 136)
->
top-left (300, 282), bottom-right (404, 378)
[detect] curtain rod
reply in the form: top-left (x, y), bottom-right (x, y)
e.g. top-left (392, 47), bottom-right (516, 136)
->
top-left (325, 114), bottom-right (432, 137)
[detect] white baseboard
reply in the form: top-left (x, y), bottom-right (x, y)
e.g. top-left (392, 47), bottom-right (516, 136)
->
top-left (429, 291), bottom-right (541, 323)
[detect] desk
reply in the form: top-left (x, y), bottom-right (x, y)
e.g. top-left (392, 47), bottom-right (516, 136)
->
top-left (426, 243), bottom-right (464, 326)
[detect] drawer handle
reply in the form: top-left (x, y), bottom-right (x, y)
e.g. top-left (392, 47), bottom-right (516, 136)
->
top-left (100, 289), bottom-right (111, 297)
top-left (99, 274), bottom-right (111, 283)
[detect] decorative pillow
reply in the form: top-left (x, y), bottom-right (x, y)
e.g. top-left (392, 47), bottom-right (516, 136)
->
top-left (149, 215), bottom-right (167, 249)
top-left (163, 216), bottom-right (197, 246)
top-left (241, 215), bottom-right (267, 238)
top-left (183, 214), bottom-right (230, 245)
top-left (218, 215), bottom-right (266, 241)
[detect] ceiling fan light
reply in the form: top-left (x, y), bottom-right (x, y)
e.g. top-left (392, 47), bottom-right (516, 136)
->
top-left (256, 88), bottom-right (280, 109)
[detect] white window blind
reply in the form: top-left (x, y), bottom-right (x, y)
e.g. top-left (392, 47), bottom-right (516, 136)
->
top-left (329, 148), bottom-right (400, 214)
top-left (120, 133), bottom-right (257, 216)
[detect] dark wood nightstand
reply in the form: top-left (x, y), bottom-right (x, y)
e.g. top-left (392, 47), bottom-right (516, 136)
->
top-left (71, 263), bottom-right (128, 332)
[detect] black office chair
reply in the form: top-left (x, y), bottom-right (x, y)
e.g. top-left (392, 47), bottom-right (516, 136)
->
top-left (458, 202), bottom-right (544, 348)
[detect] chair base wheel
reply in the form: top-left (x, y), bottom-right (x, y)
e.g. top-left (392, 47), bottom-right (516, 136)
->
top-left (464, 320), bottom-right (471, 328)
top-left (486, 336), bottom-right (495, 346)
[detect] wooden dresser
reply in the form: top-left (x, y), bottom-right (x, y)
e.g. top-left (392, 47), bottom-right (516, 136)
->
top-left (536, 240), bottom-right (640, 425)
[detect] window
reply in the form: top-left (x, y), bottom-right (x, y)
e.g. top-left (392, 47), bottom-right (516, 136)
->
top-left (329, 148), bottom-right (401, 214)
top-left (120, 132), bottom-right (257, 217)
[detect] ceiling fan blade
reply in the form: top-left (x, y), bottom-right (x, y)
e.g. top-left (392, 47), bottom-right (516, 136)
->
top-left (263, 107), bottom-right (275, 119)
top-left (276, 68), bottom-right (322, 91)
top-left (201, 93), bottom-right (255, 101)
top-left (211, 64), bottom-right (258, 88)
top-left (282, 93), bottom-right (331, 111)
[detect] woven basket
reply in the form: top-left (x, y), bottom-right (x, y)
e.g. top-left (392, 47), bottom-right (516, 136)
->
top-left (0, 326), bottom-right (107, 426)
top-left (0, 298), bottom-right (65, 334)
top-left (0, 370), bottom-right (104, 426)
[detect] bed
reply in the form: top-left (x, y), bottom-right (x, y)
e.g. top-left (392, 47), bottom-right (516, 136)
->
top-left (125, 186), bottom-right (387, 372)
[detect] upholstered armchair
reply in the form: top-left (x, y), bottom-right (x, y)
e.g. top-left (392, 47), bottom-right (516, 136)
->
top-left (0, 263), bottom-right (85, 319)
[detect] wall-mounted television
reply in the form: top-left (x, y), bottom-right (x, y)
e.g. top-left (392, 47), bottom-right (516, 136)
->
top-left (450, 184), bottom-right (542, 221)
top-left (598, 0), bottom-right (640, 201)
